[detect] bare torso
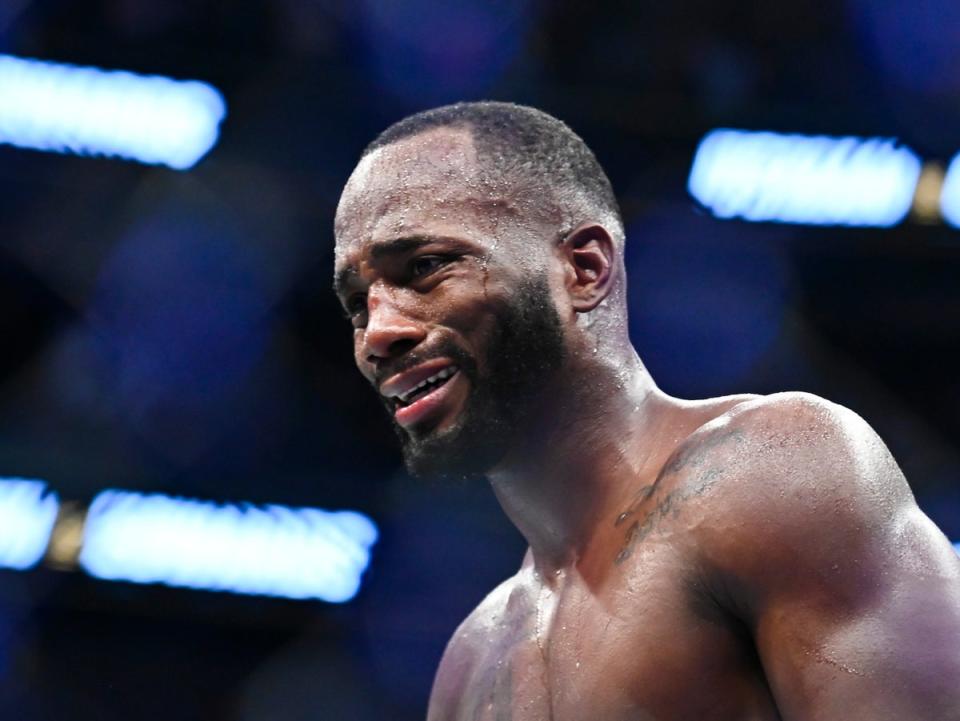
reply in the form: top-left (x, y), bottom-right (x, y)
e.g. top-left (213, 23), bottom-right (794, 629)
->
top-left (435, 556), bottom-right (780, 721)
top-left (429, 396), bottom-right (783, 721)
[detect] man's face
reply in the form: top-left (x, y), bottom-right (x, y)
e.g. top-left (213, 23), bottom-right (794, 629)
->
top-left (334, 128), bottom-right (566, 477)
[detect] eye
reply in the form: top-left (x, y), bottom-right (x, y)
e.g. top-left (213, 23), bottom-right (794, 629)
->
top-left (343, 294), bottom-right (367, 322)
top-left (410, 255), bottom-right (450, 278)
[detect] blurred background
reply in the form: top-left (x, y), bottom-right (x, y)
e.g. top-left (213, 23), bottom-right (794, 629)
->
top-left (0, 1), bottom-right (958, 719)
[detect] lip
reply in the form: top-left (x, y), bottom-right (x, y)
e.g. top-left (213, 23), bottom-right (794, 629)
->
top-left (379, 357), bottom-right (458, 401)
top-left (393, 368), bottom-right (465, 429)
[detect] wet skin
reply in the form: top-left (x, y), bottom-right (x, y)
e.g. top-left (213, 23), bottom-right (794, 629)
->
top-left (334, 128), bottom-right (960, 720)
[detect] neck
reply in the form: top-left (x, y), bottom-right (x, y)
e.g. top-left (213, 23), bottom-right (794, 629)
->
top-left (487, 347), bottom-right (672, 579)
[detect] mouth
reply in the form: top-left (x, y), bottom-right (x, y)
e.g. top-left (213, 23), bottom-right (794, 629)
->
top-left (381, 362), bottom-right (465, 430)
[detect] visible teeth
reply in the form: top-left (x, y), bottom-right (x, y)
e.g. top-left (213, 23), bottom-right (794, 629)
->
top-left (397, 366), bottom-right (457, 403)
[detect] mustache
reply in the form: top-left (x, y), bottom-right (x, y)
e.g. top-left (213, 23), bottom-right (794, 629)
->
top-left (371, 339), bottom-right (477, 389)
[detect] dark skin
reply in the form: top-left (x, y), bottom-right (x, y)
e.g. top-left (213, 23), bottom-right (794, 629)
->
top-left (334, 127), bottom-right (960, 720)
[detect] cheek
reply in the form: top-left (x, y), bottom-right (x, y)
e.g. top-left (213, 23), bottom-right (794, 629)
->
top-left (434, 276), bottom-right (507, 336)
top-left (435, 287), bottom-right (518, 374)
top-left (543, 261), bottom-right (576, 322)
top-left (352, 329), bottom-right (371, 370)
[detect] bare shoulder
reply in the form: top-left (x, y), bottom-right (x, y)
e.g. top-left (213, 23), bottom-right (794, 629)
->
top-left (657, 390), bottom-right (910, 499)
top-left (659, 391), bottom-right (915, 535)
top-left (706, 390), bottom-right (913, 506)
top-left (437, 571), bottom-right (521, 664)
top-left (654, 391), bottom-right (960, 610)
top-left (450, 568), bottom-right (529, 646)
top-left (618, 392), bottom-right (918, 571)
top-left (427, 569), bottom-right (530, 718)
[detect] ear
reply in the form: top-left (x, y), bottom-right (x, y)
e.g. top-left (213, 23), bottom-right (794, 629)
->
top-left (558, 223), bottom-right (616, 313)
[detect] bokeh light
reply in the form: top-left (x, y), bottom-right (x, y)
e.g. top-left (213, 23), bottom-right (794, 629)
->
top-left (80, 490), bottom-right (378, 602)
top-left (939, 151), bottom-right (960, 228)
top-left (0, 478), bottom-right (58, 570)
top-left (0, 54), bottom-right (225, 169)
top-left (688, 129), bottom-right (921, 226)
top-left (0, 4), bottom-right (957, 720)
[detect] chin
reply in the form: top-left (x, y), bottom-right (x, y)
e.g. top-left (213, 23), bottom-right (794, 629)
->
top-left (399, 415), bottom-right (506, 480)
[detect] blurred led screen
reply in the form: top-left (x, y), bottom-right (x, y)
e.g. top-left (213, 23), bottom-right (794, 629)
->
top-left (0, 478), bottom-right (59, 570)
top-left (688, 128), bottom-right (922, 227)
top-left (79, 490), bottom-right (378, 602)
top-left (0, 54), bottom-right (226, 169)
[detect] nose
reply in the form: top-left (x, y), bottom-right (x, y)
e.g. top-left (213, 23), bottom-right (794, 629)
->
top-left (360, 294), bottom-right (427, 364)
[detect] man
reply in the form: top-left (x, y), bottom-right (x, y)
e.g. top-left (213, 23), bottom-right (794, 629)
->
top-left (333, 102), bottom-right (960, 720)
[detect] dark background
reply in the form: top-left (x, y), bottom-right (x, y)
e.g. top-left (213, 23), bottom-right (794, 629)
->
top-left (0, 1), bottom-right (958, 719)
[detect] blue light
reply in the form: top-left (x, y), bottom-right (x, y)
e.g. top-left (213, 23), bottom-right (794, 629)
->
top-left (0, 54), bottom-right (226, 169)
top-left (688, 129), bottom-right (922, 227)
top-left (939, 153), bottom-right (960, 228)
top-left (954, 541), bottom-right (960, 556)
top-left (849, 0), bottom-right (960, 97)
top-left (0, 478), bottom-right (59, 570)
top-left (79, 491), bottom-right (378, 602)
top-left (355, 0), bottom-right (532, 107)
top-left (625, 209), bottom-right (790, 397)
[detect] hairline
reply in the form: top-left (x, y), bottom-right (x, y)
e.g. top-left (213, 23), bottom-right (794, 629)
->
top-left (358, 111), bottom-right (625, 248)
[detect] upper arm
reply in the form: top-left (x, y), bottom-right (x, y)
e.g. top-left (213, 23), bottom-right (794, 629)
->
top-left (701, 393), bottom-right (960, 721)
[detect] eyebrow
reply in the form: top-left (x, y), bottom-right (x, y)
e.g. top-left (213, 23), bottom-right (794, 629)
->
top-left (332, 235), bottom-right (454, 296)
top-left (370, 236), bottom-right (434, 260)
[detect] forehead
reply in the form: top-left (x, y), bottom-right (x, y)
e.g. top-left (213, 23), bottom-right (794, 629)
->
top-left (343, 126), bottom-right (481, 203)
top-left (334, 127), bottom-right (525, 268)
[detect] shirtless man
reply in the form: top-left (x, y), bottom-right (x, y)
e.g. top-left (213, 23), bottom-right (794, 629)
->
top-left (333, 102), bottom-right (960, 720)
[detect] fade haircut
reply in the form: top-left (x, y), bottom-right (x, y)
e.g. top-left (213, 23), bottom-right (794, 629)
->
top-left (362, 101), bottom-right (625, 248)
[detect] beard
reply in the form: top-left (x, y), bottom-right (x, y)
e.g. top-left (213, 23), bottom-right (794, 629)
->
top-left (391, 275), bottom-right (566, 480)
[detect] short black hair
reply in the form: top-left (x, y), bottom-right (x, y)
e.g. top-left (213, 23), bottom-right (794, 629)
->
top-left (362, 101), bottom-right (624, 244)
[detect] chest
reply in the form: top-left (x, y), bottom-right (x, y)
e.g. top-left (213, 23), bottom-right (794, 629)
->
top-left (448, 562), bottom-right (777, 721)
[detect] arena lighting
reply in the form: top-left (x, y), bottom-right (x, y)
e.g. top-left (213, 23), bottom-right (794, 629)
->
top-left (0, 478), bottom-right (59, 570)
top-left (939, 153), bottom-right (960, 229)
top-left (0, 54), bottom-right (226, 169)
top-left (79, 491), bottom-right (378, 602)
top-left (688, 129), bottom-right (922, 227)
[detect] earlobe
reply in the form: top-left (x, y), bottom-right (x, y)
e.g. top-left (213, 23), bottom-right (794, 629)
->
top-left (562, 223), bottom-right (615, 313)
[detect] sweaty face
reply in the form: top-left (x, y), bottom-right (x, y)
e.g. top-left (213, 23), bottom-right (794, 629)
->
top-left (334, 129), bottom-right (566, 478)
top-left (392, 273), bottom-right (564, 477)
